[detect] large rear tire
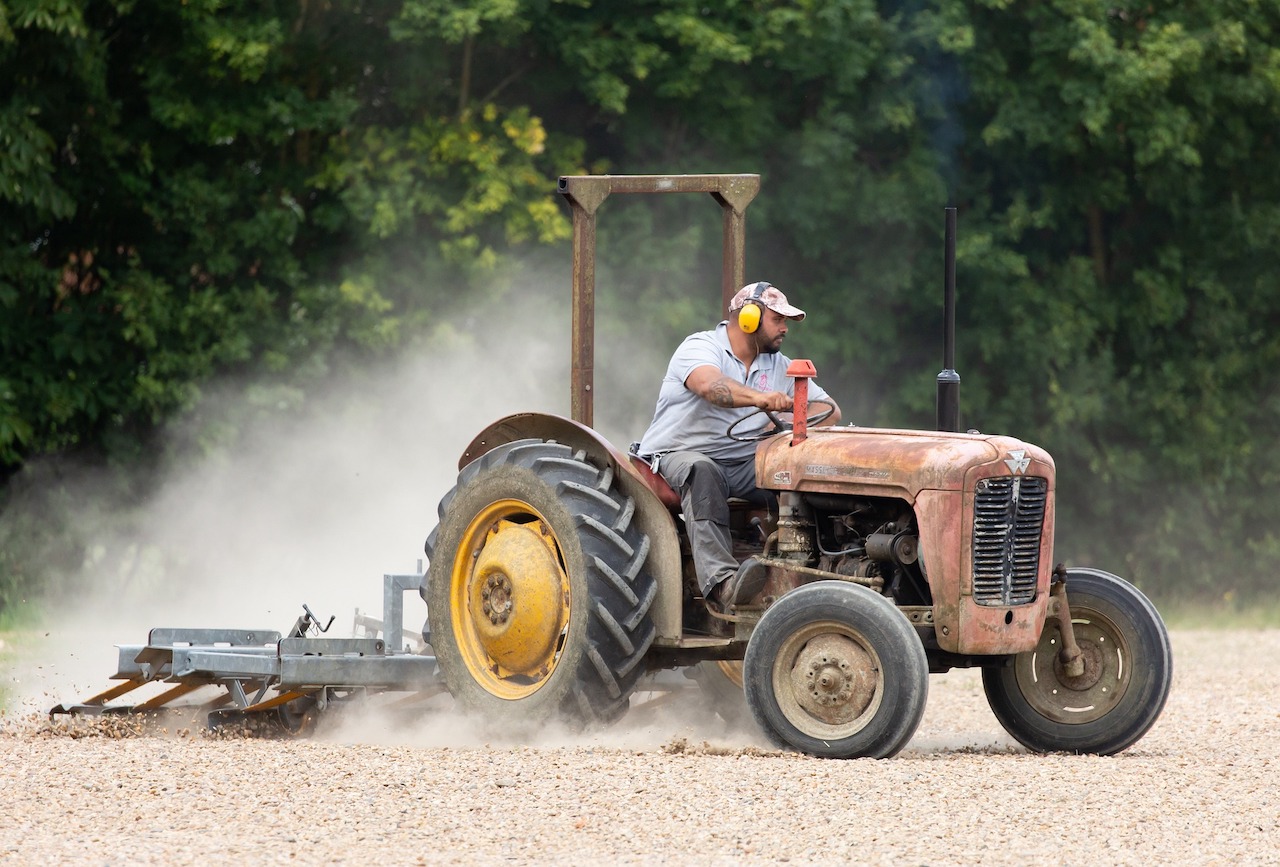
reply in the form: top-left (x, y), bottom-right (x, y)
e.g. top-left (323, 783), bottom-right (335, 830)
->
top-left (743, 581), bottom-right (929, 758)
top-left (982, 568), bottom-right (1172, 755)
top-left (423, 439), bottom-right (657, 726)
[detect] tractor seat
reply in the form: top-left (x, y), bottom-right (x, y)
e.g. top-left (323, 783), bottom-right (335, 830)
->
top-left (626, 455), bottom-right (759, 518)
top-left (627, 455), bottom-right (682, 511)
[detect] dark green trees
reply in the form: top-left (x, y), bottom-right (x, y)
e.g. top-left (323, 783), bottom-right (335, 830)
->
top-left (4, 0), bottom-right (1279, 605)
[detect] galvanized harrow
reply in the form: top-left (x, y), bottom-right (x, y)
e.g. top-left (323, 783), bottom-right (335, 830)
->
top-left (49, 572), bottom-right (445, 731)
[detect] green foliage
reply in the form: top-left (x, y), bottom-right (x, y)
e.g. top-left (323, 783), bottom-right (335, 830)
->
top-left (0, 589), bottom-right (45, 712)
top-left (4, 0), bottom-right (1280, 612)
top-left (3, 0), bottom-right (354, 471)
top-left (316, 106), bottom-right (572, 261)
top-left (920, 0), bottom-right (1280, 599)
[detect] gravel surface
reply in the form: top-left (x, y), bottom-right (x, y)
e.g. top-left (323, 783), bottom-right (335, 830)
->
top-left (2, 628), bottom-right (1277, 865)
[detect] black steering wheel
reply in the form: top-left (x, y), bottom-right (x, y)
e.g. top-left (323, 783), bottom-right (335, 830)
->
top-left (727, 399), bottom-right (835, 443)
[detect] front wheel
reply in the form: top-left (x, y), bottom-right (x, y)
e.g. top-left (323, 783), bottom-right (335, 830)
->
top-left (743, 581), bottom-right (929, 758)
top-left (982, 568), bottom-right (1172, 755)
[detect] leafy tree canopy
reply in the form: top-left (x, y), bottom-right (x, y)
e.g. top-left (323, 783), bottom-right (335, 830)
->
top-left (4, 0), bottom-right (1280, 606)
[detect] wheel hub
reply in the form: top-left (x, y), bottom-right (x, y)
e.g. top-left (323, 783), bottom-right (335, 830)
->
top-left (789, 634), bottom-right (876, 725)
top-left (462, 515), bottom-right (568, 680)
top-left (1015, 616), bottom-right (1130, 724)
top-left (481, 573), bottom-right (514, 625)
top-left (807, 660), bottom-right (853, 706)
top-left (1054, 635), bottom-right (1104, 691)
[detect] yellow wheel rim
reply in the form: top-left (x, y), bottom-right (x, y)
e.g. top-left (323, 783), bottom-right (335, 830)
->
top-left (450, 499), bottom-right (571, 699)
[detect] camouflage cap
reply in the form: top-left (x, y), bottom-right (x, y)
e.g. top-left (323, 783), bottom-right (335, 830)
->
top-left (729, 283), bottom-right (806, 320)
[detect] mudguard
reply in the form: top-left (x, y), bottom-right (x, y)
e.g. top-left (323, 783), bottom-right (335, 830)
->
top-left (458, 413), bottom-right (684, 641)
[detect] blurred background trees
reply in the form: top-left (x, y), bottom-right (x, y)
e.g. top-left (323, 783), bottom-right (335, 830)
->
top-left (4, 0), bottom-right (1279, 609)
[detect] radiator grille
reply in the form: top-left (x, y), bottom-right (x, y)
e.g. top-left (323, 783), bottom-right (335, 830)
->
top-left (972, 476), bottom-right (1047, 606)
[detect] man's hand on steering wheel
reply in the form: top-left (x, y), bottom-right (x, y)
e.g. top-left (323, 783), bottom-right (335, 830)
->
top-left (728, 399), bottom-right (837, 442)
top-left (753, 390), bottom-right (793, 413)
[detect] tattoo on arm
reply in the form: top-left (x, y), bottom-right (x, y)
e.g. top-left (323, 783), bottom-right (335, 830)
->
top-left (708, 379), bottom-right (735, 407)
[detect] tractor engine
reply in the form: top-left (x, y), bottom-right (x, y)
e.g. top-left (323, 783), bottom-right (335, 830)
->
top-left (777, 492), bottom-right (933, 607)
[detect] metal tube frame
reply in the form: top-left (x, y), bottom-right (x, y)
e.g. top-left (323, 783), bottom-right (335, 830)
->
top-left (557, 174), bottom-right (761, 426)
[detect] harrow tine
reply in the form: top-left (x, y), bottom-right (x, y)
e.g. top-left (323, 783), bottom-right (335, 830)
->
top-left (49, 677), bottom-right (149, 715)
top-left (133, 682), bottom-right (207, 712)
top-left (241, 689), bottom-right (311, 714)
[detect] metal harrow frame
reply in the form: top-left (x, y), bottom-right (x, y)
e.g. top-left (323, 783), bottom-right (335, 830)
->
top-left (49, 573), bottom-right (444, 729)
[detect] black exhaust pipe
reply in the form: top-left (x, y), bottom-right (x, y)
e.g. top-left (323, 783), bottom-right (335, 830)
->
top-left (936, 206), bottom-right (961, 432)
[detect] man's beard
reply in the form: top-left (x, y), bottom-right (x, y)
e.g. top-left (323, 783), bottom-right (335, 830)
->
top-left (758, 333), bottom-right (785, 353)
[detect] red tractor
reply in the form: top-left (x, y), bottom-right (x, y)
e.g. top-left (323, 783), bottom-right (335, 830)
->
top-left (420, 175), bottom-right (1172, 758)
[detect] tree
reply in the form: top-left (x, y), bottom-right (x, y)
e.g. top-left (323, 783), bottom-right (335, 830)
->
top-left (930, 0), bottom-right (1280, 597)
top-left (0, 0), bottom-right (581, 479)
top-left (5, 0), bottom-right (1280, 608)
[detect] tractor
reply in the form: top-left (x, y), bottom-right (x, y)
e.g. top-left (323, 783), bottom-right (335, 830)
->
top-left (419, 174), bottom-right (1173, 759)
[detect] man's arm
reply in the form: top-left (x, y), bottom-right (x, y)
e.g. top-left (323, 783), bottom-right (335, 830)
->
top-left (684, 365), bottom-right (792, 412)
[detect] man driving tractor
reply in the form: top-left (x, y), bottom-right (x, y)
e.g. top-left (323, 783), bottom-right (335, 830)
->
top-left (635, 281), bottom-right (842, 609)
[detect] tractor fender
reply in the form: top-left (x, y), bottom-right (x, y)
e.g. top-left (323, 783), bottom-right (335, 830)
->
top-left (458, 413), bottom-right (683, 641)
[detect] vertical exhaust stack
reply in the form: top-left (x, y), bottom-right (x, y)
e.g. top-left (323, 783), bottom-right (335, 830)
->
top-left (936, 206), bottom-right (961, 432)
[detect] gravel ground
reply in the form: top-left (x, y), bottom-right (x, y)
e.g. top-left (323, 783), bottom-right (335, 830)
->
top-left (2, 628), bottom-right (1277, 865)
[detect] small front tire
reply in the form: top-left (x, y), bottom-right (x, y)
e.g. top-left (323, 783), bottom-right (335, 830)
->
top-left (982, 568), bottom-right (1172, 755)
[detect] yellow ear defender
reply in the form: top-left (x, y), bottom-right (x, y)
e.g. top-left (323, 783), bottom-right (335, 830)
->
top-left (738, 282), bottom-right (770, 333)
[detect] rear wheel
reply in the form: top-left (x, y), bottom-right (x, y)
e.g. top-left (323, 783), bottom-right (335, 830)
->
top-left (982, 568), bottom-right (1172, 755)
top-left (423, 440), bottom-right (657, 726)
top-left (743, 581), bottom-right (929, 758)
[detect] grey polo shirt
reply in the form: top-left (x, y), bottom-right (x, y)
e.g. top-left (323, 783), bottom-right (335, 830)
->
top-left (637, 321), bottom-right (831, 464)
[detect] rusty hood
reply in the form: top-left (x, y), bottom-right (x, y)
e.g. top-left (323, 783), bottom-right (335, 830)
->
top-left (755, 426), bottom-right (1055, 499)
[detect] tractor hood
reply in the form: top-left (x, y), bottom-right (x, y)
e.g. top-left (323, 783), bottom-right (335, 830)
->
top-left (755, 425), bottom-right (1055, 499)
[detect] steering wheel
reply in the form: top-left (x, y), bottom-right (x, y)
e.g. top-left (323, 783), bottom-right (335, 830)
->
top-left (727, 399), bottom-right (835, 443)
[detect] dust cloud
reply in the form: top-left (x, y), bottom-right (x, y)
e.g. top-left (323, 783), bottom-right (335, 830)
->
top-left (314, 671), bottom-right (772, 753)
top-left (8, 273), bottom-right (778, 750)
